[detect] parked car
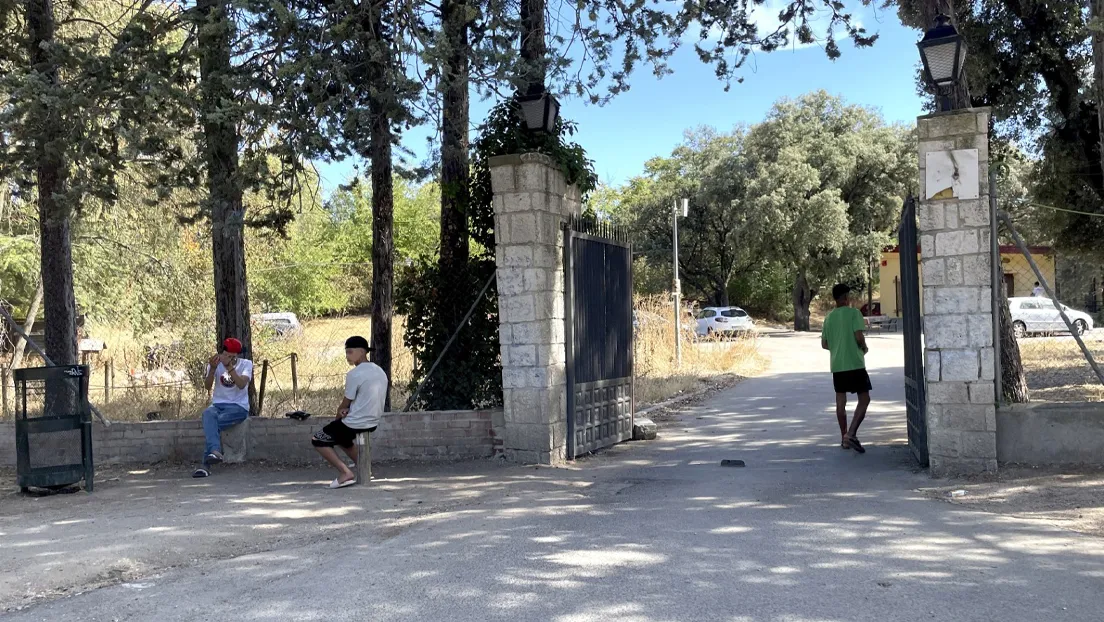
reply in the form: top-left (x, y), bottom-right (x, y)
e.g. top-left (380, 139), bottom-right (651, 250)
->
top-left (695, 306), bottom-right (755, 337)
top-left (255, 312), bottom-right (303, 338)
top-left (1008, 297), bottom-right (1094, 338)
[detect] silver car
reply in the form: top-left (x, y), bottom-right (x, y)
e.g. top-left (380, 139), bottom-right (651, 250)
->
top-left (1008, 297), bottom-right (1094, 338)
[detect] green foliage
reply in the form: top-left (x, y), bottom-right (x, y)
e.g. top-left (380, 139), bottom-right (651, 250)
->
top-left (894, 0), bottom-right (1104, 259)
top-left (398, 97), bottom-right (596, 410)
top-left (612, 92), bottom-right (912, 323)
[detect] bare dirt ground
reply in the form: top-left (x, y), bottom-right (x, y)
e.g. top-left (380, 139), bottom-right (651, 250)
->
top-left (0, 458), bottom-right (552, 613)
top-left (924, 466), bottom-right (1104, 539)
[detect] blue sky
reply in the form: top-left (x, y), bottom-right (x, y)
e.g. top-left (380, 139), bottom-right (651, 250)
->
top-left (314, 3), bottom-right (925, 195)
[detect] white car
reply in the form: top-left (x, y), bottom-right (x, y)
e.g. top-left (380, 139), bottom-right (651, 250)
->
top-left (254, 312), bottom-right (303, 338)
top-left (1009, 297), bottom-right (1094, 338)
top-left (696, 306), bottom-right (755, 337)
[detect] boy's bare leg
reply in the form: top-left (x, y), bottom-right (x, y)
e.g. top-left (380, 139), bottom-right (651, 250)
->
top-left (847, 392), bottom-right (871, 440)
top-left (340, 443), bottom-right (359, 467)
top-left (315, 446), bottom-right (356, 483)
top-left (836, 393), bottom-right (849, 445)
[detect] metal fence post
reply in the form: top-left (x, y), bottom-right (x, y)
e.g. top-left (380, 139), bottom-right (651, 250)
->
top-left (989, 167), bottom-right (1003, 406)
top-left (290, 352), bottom-right (299, 402)
top-left (1, 368), bottom-right (9, 419)
top-left (257, 359), bottom-right (269, 417)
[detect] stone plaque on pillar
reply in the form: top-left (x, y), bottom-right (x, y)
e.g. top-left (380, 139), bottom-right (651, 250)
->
top-left (489, 152), bottom-right (580, 465)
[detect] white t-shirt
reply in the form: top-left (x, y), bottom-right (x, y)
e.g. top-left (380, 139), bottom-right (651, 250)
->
top-left (1033, 286), bottom-right (1045, 297)
top-left (343, 362), bottom-right (387, 430)
top-left (208, 359), bottom-right (253, 411)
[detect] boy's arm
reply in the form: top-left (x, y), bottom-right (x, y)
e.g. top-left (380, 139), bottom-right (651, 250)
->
top-left (336, 397), bottom-right (352, 419)
top-left (853, 310), bottom-right (869, 354)
top-left (821, 338), bottom-right (829, 350)
top-left (204, 357), bottom-right (217, 393)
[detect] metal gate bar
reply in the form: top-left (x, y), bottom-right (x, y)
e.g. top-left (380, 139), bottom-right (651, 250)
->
top-left (899, 197), bottom-right (929, 467)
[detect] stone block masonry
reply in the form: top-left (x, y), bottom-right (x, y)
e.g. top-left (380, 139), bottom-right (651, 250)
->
top-left (0, 410), bottom-right (502, 467)
top-left (917, 107), bottom-right (998, 477)
top-left (490, 152), bottom-right (580, 465)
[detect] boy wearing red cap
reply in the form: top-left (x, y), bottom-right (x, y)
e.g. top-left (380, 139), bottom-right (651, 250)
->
top-left (192, 338), bottom-right (253, 478)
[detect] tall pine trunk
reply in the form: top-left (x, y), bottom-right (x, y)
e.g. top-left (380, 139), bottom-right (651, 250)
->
top-left (792, 269), bottom-right (812, 332)
top-left (367, 0), bottom-right (395, 409)
top-left (1093, 0), bottom-right (1104, 185)
top-left (519, 0), bottom-right (546, 94)
top-left (439, 0), bottom-right (470, 276)
top-left (198, 0), bottom-right (252, 357)
top-left (27, 0), bottom-right (78, 366)
top-left (998, 276), bottom-right (1029, 402)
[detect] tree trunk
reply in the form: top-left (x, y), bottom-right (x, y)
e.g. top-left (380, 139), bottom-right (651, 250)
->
top-left (27, 0), bottom-right (78, 367)
top-left (713, 286), bottom-right (729, 307)
top-left (518, 0), bottom-right (546, 94)
top-left (921, 0), bottom-right (972, 109)
top-left (1093, 0), bottom-right (1104, 185)
top-left (10, 280), bottom-right (44, 370)
top-left (792, 269), bottom-right (812, 332)
top-left (438, 0), bottom-right (470, 277)
top-left (998, 275), bottom-right (1029, 403)
top-left (198, 0), bottom-right (252, 357)
top-left (367, 0), bottom-right (395, 409)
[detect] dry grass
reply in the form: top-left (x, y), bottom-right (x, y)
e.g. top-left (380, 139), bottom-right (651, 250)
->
top-left (633, 296), bottom-right (768, 407)
top-left (1017, 334), bottom-right (1104, 402)
top-left (0, 317), bottom-right (414, 422)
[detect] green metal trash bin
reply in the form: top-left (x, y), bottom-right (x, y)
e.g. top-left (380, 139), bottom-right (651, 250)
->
top-left (14, 365), bottom-right (94, 493)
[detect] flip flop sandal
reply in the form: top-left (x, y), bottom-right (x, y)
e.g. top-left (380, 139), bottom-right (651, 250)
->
top-left (848, 437), bottom-right (866, 454)
top-left (205, 452), bottom-right (224, 465)
top-left (192, 468), bottom-right (210, 478)
top-left (328, 478), bottom-right (356, 489)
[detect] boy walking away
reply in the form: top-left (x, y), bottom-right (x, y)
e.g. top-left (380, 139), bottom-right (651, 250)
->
top-left (311, 336), bottom-right (388, 489)
top-left (821, 284), bottom-right (871, 454)
top-left (193, 338), bottom-right (253, 478)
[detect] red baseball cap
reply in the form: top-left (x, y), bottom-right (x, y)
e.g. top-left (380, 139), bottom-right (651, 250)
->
top-left (223, 338), bottom-right (243, 354)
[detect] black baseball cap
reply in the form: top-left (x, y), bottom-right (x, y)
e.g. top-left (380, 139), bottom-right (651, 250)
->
top-left (344, 336), bottom-right (371, 351)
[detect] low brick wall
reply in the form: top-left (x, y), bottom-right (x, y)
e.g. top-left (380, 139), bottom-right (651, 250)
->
top-left (0, 410), bottom-right (504, 466)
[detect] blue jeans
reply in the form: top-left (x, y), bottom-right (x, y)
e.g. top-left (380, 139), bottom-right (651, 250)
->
top-left (202, 403), bottom-right (249, 457)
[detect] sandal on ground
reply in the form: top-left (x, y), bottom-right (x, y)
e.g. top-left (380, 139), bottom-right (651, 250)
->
top-left (841, 439), bottom-right (851, 450)
top-left (328, 477), bottom-right (356, 489)
top-left (192, 468), bottom-right (210, 478)
top-left (848, 437), bottom-right (866, 454)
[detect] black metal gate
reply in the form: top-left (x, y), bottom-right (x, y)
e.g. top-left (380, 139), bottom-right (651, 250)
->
top-left (563, 216), bottom-right (634, 458)
top-left (899, 197), bottom-right (928, 467)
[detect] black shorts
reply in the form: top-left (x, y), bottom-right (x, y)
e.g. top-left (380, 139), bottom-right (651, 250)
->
top-left (833, 368), bottom-right (872, 394)
top-left (311, 420), bottom-right (376, 448)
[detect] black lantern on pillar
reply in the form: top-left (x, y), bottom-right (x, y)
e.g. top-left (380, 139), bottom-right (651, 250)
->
top-left (917, 14), bottom-right (966, 111)
top-left (518, 91), bottom-right (560, 133)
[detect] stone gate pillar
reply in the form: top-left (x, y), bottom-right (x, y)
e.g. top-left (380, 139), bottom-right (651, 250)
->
top-left (488, 153), bottom-right (580, 464)
top-left (917, 108), bottom-right (998, 477)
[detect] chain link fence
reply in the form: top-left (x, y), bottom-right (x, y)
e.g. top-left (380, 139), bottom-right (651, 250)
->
top-left (995, 213), bottom-right (1104, 403)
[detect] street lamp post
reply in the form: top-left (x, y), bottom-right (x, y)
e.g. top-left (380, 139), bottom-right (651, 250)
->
top-left (917, 14), bottom-right (967, 112)
top-left (673, 198), bottom-right (688, 367)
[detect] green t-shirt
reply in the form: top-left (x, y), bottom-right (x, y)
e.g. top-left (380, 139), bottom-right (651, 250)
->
top-left (821, 306), bottom-right (866, 373)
